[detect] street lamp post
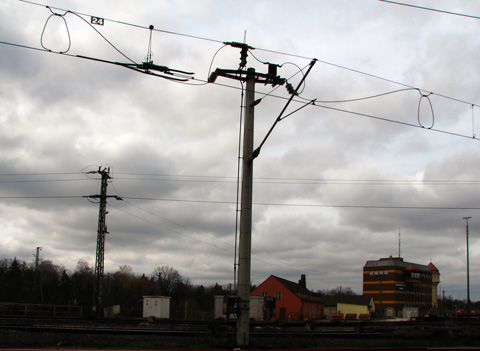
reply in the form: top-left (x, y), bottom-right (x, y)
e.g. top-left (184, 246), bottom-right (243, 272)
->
top-left (463, 216), bottom-right (471, 317)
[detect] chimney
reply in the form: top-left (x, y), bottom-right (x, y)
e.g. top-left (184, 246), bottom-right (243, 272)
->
top-left (299, 274), bottom-right (306, 289)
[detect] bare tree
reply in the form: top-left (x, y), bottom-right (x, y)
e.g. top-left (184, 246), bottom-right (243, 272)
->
top-left (152, 266), bottom-right (186, 296)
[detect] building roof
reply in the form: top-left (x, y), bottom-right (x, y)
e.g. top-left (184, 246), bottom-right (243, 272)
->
top-left (364, 256), bottom-right (431, 273)
top-left (428, 262), bottom-right (440, 275)
top-left (322, 295), bottom-right (374, 307)
top-left (272, 275), bottom-right (312, 294)
top-left (271, 275), bottom-right (323, 302)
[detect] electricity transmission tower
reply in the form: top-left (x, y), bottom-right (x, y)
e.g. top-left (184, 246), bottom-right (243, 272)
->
top-left (85, 167), bottom-right (122, 318)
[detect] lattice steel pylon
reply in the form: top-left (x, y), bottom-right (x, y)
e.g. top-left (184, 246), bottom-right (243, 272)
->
top-left (85, 167), bottom-right (122, 318)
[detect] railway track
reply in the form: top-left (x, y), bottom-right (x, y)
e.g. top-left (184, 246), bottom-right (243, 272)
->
top-left (1, 316), bottom-right (479, 349)
top-left (0, 323), bottom-right (387, 337)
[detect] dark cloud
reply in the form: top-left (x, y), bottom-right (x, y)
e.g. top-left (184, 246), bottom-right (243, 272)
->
top-left (1, 0), bottom-right (480, 300)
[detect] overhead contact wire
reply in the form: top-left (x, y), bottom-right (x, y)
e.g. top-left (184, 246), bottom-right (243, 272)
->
top-left (17, 0), bottom-right (480, 108)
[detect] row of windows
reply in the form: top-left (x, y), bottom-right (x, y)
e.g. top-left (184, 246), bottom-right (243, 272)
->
top-left (404, 301), bottom-right (432, 306)
top-left (368, 270), bottom-right (431, 280)
top-left (410, 283), bottom-right (431, 289)
top-left (261, 291), bottom-right (282, 300)
top-left (369, 270), bottom-right (388, 275)
top-left (410, 292), bottom-right (432, 297)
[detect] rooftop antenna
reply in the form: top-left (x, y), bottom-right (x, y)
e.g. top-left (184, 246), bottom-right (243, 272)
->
top-left (398, 229), bottom-right (401, 258)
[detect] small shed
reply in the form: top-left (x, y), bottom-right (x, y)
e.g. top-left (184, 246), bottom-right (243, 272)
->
top-left (143, 296), bottom-right (170, 319)
top-left (323, 295), bottom-right (375, 319)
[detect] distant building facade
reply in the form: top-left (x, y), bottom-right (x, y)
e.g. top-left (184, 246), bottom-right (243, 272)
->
top-left (251, 274), bottom-right (324, 320)
top-left (363, 256), bottom-right (439, 317)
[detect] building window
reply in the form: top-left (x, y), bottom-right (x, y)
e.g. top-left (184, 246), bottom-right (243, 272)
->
top-left (275, 292), bottom-right (282, 300)
top-left (261, 292), bottom-right (267, 297)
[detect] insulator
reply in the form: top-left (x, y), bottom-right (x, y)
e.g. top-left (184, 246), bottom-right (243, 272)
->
top-left (208, 71), bottom-right (218, 83)
top-left (286, 83), bottom-right (297, 95)
top-left (268, 63), bottom-right (277, 77)
top-left (240, 48), bottom-right (248, 68)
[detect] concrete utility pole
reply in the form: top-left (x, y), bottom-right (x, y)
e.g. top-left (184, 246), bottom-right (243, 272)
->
top-left (236, 68), bottom-right (255, 346)
top-left (463, 216), bottom-right (471, 317)
top-left (209, 42), bottom-right (286, 347)
top-left (85, 167), bottom-right (122, 318)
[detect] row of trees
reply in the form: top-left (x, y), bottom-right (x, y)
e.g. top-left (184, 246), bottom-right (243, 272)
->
top-left (3, 257), bottom-right (473, 319)
top-left (0, 257), bottom-right (229, 319)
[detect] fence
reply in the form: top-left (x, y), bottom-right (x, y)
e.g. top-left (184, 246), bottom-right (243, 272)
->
top-left (0, 303), bottom-right (82, 318)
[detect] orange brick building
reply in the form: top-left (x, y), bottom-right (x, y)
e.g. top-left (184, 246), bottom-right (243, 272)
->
top-left (363, 256), bottom-right (439, 317)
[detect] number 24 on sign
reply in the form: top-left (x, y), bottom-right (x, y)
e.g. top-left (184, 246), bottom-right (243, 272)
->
top-left (91, 17), bottom-right (104, 26)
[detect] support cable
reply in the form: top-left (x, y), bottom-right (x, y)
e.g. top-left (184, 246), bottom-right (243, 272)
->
top-left (44, 7), bottom-right (137, 64)
top-left (16, 0), bottom-right (480, 108)
top-left (145, 25), bottom-right (154, 63)
top-left (417, 91), bottom-right (435, 129)
top-left (252, 59), bottom-right (317, 160)
top-left (2, 37), bottom-right (478, 140)
top-left (233, 81), bottom-right (245, 292)
top-left (40, 7), bottom-right (71, 53)
top-left (472, 105), bottom-right (476, 138)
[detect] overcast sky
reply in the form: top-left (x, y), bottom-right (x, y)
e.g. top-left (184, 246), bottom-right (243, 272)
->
top-left (1, 0), bottom-right (480, 301)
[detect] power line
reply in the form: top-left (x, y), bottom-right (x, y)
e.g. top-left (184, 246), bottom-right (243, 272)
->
top-left (0, 196), bottom-right (83, 199)
top-left (12, 0), bottom-right (480, 108)
top-left (207, 76), bottom-right (478, 140)
top-left (107, 201), bottom-right (330, 278)
top-left (19, 0), bottom-right (224, 44)
top-left (1, 37), bottom-right (476, 138)
top-left (314, 88), bottom-right (417, 104)
top-left (3, 194), bottom-right (477, 210)
top-left (3, 170), bottom-right (480, 186)
top-left (0, 39), bottom-right (478, 139)
top-left (379, 0), bottom-right (480, 20)
top-left (253, 202), bottom-right (480, 211)
top-left (2, 2), bottom-right (480, 142)
top-left (111, 172), bottom-right (480, 185)
top-left (311, 102), bottom-right (477, 140)
top-left (0, 172), bottom-right (84, 176)
top-left (0, 178), bottom-right (92, 184)
top-left (108, 180), bottom-right (325, 277)
top-left (115, 196), bottom-right (480, 211)
top-left (109, 203), bottom-right (234, 254)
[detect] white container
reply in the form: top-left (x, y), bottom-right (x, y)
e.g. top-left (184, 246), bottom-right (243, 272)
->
top-left (214, 295), bottom-right (265, 321)
top-left (143, 296), bottom-right (171, 319)
top-left (403, 307), bottom-right (419, 319)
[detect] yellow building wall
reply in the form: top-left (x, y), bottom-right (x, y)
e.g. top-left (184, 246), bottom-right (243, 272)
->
top-left (337, 303), bottom-right (369, 316)
top-left (324, 306), bottom-right (337, 318)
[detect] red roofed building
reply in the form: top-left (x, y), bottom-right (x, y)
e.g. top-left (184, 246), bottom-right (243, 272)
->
top-left (250, 274), bottom-right (324, 320)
